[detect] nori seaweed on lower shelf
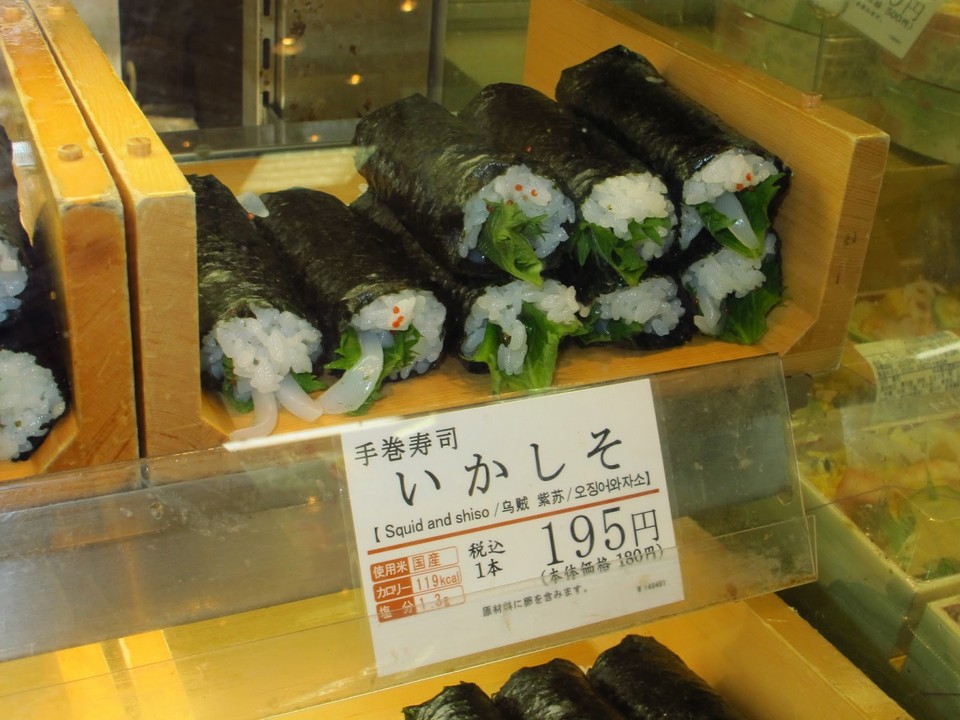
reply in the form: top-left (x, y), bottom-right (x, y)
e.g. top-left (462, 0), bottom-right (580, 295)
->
top-left (587, 635), bottom-right (746, 720)
top-left (403, 682), bottom-right (504, 720)
top-left (494, 658), bottom-right (626, 720)
top-left (353, 93), bottom-right (575, 287)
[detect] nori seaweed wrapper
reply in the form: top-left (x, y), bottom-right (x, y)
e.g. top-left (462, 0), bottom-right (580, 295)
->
top-left (494, 658), bottom-right (625, 720)
top-left (587, 635), bottom-right (746, 719)
top-left (555, 45), bottom-right (789, 205)
top-left (403, 682), bottom-right (504, 720)
top-left (190, 173), bottom-right (313, 341)
top-left (352, 93), bottom-right (569, 282)
top-left (458, 83), bottom-right (657, 215)
top-left (459, 82), bottom-right (678, 286)
top-left (255, 187), bottom-right (438, 367)
top-left (350, 190), bottom-right (488, 357)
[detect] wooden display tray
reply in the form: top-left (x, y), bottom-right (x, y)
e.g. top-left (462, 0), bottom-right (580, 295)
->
top-left (0, 1), bottom-right (137, 481)
top-left (36, 0), bottom-right (888, 453)
top-left (0, 594), bottom-right (910, 719)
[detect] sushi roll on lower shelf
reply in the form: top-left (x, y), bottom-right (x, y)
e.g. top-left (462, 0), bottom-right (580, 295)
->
top-left (352, 192), bottom-right (582, 394)
top-left (556, 45), bottom-right (790, 264)
top-left (494, 658), bottom-right (625, 720)
top-left (191, 174), bottom-right (325, 440)
top-left (403, 682), bottom-right (504, 720)
top-left (458, 82), bottom-right (677, 287)
top-left (0, 125), bottom-right (28, 328)
top-left (353, 93), bottom-right (576, 287)
top-left (587, 635), bottom-right (746, 719)
top-left (255, 187), bottom-right (446, 414)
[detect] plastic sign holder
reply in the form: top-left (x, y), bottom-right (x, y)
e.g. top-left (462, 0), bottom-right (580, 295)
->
top-left (0, 354), bottom-right (814, 714)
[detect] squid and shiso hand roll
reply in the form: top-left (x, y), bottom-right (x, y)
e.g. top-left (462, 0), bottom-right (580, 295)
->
top-left (682, 230), bottom-right (783, 343)
top-left (0, 126), bottom-right (68, 461)
top-left (494, 658), bottom-right (625, 720)
top-left (255, 187), bottom-right (446, 414)
top-left (458, 82), bottom-right (677, 287)
top-left (555, 45), bottom-right (790, 263)
top-left (403, 682), bottom-right (504, 720)
top-left (587, 634), bottom-right (746, 720)
top-left (191, 174), bottom-right (325, 440)
top-left (351, 192), bottom-right (582, 394)
top-left (352, 93), bottom-right (576, 287)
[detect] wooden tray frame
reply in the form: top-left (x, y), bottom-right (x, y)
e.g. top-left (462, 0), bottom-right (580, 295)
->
top-left (34, 0), bottom-right (889, 452)
top-left (0, 0), bottom-right (137, 481)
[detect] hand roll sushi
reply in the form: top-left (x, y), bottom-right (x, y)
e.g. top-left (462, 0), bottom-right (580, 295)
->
top-left (556, 46), bottom-right (790, 262)
top-left (587, 634), bottom-right (746, 719)
top-left (681, 230), bottom-right (782, 343)
top-left (459, 83), bottom-right (677, 287)
top-left (351, 192), bottom-right (583, 394)
top-left (0, 125), bottom-right (30, 328)
top-left (191, 174), bottom-right (325, 440)
top-left (494, 658), bottom-right (625, 720)
top-left (403, 682), bottom-right (504, 720)
top-left (255, 187), bottom-right (446, 414)
top-left (0, 349), bottom-right (66, 461)
top-left (353, 93), bottom-right (576, 287)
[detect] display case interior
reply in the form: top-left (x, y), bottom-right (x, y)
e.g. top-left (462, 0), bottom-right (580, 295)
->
top-left (23, 0), bottom-right (888, 456)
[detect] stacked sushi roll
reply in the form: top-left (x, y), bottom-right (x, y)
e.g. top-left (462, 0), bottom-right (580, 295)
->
top-left (255, 187), bottom-right (446, 414)
top-left (192, 174), bottom-right (325, 440)
top-left (0, 126), bottom-right (68, 461)
top-left (459, 82), bottom-right (692, 350)
top-left (353, 93), bottom-right (576, 287)
top-left (403, 682), bottom-right (503, 720)
top-left (556, 45), bottom-right (790, 344)
top-left (588, 634), bottom-right (746, 719)
top-left (494, 658), bottom-right (624, 719)
top-left (352, 192), bottom-right (582, 393)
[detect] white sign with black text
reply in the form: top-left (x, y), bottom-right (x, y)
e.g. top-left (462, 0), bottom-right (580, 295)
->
top-left (340, 378), bottom-right (683, 675)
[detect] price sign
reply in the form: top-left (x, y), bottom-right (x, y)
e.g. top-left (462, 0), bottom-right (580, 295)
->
top-left (840, 0), bottom-right (946, 59)
top-left (341, 378), bottom-right (682, 675)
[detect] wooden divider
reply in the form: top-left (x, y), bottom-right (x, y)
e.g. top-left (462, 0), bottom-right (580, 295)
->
top-left (28, 0), bottom-right (221, 456)
top-left (0, 0), bottom-right (137, 481)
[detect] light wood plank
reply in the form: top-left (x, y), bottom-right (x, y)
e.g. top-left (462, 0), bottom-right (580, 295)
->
top-left (29, 0), bottom-right (222, 456)
top-left (0, 0), bottom-right (137, 480)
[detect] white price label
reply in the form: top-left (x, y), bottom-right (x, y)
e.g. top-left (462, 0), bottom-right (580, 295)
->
top-left (341, 379), bottom-right (682, 675)
top-left (841, 0), bottom-right (946, 59)
top-left (857, 331), bottom-right (960, 401)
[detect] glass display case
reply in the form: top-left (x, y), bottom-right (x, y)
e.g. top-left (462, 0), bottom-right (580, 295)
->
top-left (1, 0), bottom-right (957, 717)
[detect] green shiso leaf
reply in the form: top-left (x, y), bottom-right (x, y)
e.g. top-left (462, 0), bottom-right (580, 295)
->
top-left (292, 372), bottom-right (327, 394)
top-left (696, 174), bottom-right (785, 258)
top-left (220, 358), bottom-right (254, 414)
top-left (478, 201), bottom-right (545, 286)
top-left (578, 304), bottom-right (644, 345)
top-left (717, 251), bottom-right (783, 345)
top-left (325, 325), bottom-right (422, 415)
top-left (572, 222), bottom-right (646, 286)
top-left (467, 304), bottom-right (581, 393)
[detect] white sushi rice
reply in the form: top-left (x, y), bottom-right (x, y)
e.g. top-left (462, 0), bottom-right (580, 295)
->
top-left (581, 173), bottom-right (676, 260)
top-left (462, 278), bottom-right (580, 375)
top-left (461, 165), bottom-right (575, 260)
top-left (593, 276), bottom-right (685, 336)
top-left (0, 349), bottom-right (65, 461)
top-left (682, 232), bottom-right (777, 336)
top-left (201, 304), bottom-right (323, 416)
top-left (679, 149), bottom-right (779, 251)
top-left (0, 238), bottom-right (27, 324)
top-left (350, 289), bottom-right (446, 380)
